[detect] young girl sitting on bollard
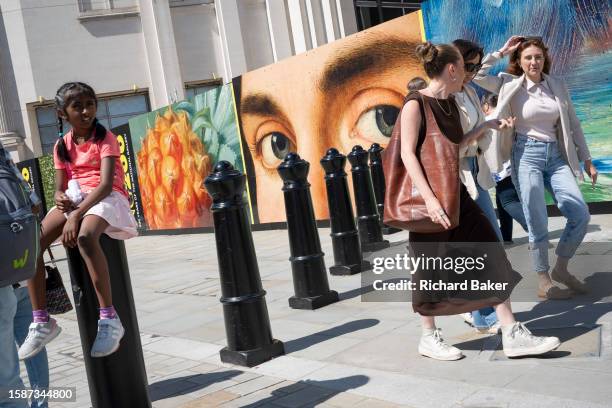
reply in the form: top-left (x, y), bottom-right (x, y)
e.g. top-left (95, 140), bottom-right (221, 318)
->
top-left (19, 82), bottom-right (138, 360)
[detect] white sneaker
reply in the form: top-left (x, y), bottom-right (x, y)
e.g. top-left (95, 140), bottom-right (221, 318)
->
top-left (90, 316), bottom-right (125, 358)
top-left (18, 318), bottom-right (62, 360)
top-left (502, 322), bottom-right (561, 358)
top-left (475, 321), bottom-right (501, 335)
top-left (460, 312), bottom-right (474, 326)
top-left (418, 328), bottom-right (463, 361)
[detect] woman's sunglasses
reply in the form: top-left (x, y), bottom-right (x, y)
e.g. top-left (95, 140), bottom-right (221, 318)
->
top-left (464, 62), bottom-right (483, 72)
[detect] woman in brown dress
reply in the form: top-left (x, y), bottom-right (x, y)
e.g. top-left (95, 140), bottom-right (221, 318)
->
top-left (402, 42), bottom-right (560, 360)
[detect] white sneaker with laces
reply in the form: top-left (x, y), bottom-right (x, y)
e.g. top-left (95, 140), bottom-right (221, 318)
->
top-left (90, 316), bottom-right (125, 358)
top-left (418, 328), bottom-right (463, 361)
top-left (502, 322), bottom-right (560, 358)
top-left (18, 318), bottom-right (62, 360)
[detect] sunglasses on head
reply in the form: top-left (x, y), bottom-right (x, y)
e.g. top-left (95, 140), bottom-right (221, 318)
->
top-left (520, 36), bottom-right (543, 43)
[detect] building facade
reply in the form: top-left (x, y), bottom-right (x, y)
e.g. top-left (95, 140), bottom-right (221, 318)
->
top-left (0, 0), bottom-right (370, 160)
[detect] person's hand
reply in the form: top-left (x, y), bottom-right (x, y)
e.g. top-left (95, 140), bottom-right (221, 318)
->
top-left (425, 197), bottom-right (451, 230)
top-left (62, 213), bottom-right (80, 248)
top-left (584, 160), bottom-right (598, 188)
top-left (54, 191), bottom-right (74, 213)
top-left (482, 117), bottom-right (516, 131)
top-left (499, 35), bottom-right (523, 56)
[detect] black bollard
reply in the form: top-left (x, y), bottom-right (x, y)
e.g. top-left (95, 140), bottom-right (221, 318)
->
top-left (368, 143), bottom-right (401, 235)
top-left (320, 148), bottom-right (371, 275)
top-left (205, 161), bottom-right (284, 367)
top-left (66, 236), bottom-right (150, 408)
top-left (347, 145), bottom-right (390, 253)
top-left (278, 153), bottom-right (339, 309)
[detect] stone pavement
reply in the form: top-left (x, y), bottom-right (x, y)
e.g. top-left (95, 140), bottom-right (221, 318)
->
top-left (20, 214), bottom-right (612, 408)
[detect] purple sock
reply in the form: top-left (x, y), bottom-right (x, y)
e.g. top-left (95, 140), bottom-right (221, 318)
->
top-left (33, 309), bottom-right (49, 323)
top-left (99, 306), bottom-right (116, 320)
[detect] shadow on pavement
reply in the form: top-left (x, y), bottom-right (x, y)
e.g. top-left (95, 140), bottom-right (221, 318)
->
top-left (241, 375), bottom-right (370, 408)
top-left (149, 370), bottom-right (242, 401)
top-left (284, 319), bottom-right (379, 353)
top-left (515, 272), bottom-right (612, 329)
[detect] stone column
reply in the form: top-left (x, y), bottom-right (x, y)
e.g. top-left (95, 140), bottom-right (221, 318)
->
top-left (139, 0), bottom-right (185, 109)
top-left (215, 0), bottom-right (248, 80)
top-left (0, 46), bottom-right (25, 160)
top-left (265, 0), bottom-right (293, 62)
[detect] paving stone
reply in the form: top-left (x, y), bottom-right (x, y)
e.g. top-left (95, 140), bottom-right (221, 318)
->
top-left (179, 390), bottom-right (240, 407)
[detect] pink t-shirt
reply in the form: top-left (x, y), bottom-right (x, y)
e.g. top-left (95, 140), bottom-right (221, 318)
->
top-left (54, 129), bottom-right (128, 198)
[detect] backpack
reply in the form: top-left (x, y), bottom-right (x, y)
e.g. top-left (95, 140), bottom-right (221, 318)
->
top-left (0, 149), bottom-right (39, 287)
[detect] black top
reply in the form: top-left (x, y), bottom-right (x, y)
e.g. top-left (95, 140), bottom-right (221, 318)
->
top-left (404, 91), bottom-right (464, 144)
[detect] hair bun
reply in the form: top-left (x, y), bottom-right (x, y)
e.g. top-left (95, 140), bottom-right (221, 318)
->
top-left (415, 42), bottom-right (438, 63)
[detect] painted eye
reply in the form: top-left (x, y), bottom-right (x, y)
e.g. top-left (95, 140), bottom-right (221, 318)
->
top-left (354, 105), bottom-right (399, 143)
top-left (260, 132), bottom-right (295, 169)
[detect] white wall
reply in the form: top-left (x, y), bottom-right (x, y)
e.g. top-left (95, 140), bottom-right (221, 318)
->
top-left (21, 2), bottom-right (147, 98)
top-left (171, 3), bottom-right (225, 83)
top-left (238, 0), bottom-right (274, 71)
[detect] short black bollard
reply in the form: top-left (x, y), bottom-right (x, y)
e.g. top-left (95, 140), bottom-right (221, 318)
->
top-left (368, 143), bottom-right (401, 235)
top-left (278, 153), bottom-right (339, 309)
top-left (347, 145), bottom-right (390, 253)
top-left (205, 161), bottom-right (284, 367)
top-left (320, 148), bottom-right (371, 275)
top-left (66, 236), bottom-right (150, 408)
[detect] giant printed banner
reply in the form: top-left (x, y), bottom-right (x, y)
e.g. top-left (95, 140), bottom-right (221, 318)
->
top-left (128, 84), bottom-right (246, 230)
top-left (421, 0), bottom-right (612, 203)
top-left (112, 124), bottom-right (146, 229)
top-left (233, 12), bottom-right (425, 223)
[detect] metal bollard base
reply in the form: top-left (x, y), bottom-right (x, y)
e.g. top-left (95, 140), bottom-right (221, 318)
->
top-left (288, 290), bottom-right (339, 310)
top-left (362, 240), bottom-right (390, 253)
top-left (329, 261), bottom-right (372, 275)
top-left (220, 339), bottom-right (285, 367)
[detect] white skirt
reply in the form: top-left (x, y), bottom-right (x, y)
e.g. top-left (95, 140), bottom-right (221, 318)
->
top-left (55, 191), bottom-right (138, 240)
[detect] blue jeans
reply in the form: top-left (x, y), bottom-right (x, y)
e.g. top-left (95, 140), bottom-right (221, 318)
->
top-left (467, 157), bottom-right (500, 326)
top-left (467, 157), bottom-right (503, 242)
top-left (496, 176), bottom-right (528, 242)
top-left (511, 134), bottom-right (590, 273)
top-left (472, 306), bottom-right (497, 329)
top-left (0, 285), bottom-right (27, 408)
top-left (14, 287), bottom-right (49, 408)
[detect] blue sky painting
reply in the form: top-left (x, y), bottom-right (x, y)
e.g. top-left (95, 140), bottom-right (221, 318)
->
top-left (421, 0), bottom-right (611, 202)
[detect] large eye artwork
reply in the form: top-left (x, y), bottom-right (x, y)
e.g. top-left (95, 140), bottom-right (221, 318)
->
top-left (354, 105), bottom-right (400, 143)
top-left (259, 131), bottom-right (296, 169)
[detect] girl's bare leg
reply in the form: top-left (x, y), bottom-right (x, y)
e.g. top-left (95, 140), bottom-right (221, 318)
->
top-left (77, 215), bottom-right (112, 307)
top-left (28, 209), bottom-right (67, 310)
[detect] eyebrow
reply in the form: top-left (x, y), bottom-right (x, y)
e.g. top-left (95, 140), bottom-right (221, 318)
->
top-left (319, 36), bottom-right (420, 92)
top-left (240, 93), bottom-right (283, 117)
